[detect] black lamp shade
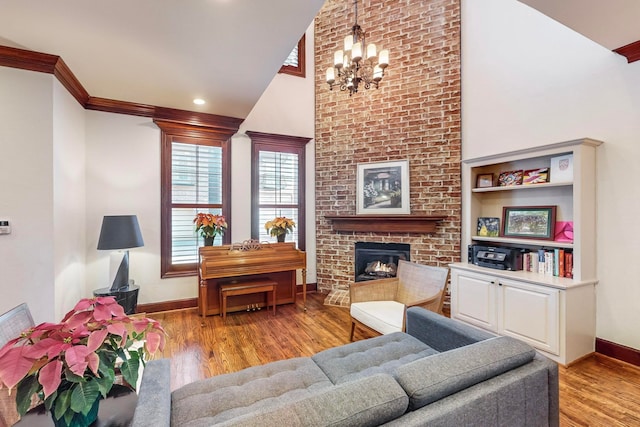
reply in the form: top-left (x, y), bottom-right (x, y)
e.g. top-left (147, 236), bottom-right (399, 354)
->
top-left (97, 215), bottom-right (144, 250)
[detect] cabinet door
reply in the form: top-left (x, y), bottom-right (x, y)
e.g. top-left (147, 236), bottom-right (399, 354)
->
top-left (498, 278), bottom-right (560, 355)
top-left (450, 269), bottom-right (498, 332)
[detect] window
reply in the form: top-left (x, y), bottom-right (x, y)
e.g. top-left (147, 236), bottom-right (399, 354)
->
top-left (248, 132), bottom-right (311, 250)
top-left (279, 34), bottom-right (306, 78)
top-left (157, 120), bottom-right (232, 277)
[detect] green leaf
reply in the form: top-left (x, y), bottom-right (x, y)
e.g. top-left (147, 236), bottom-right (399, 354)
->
top-left (95, 368), bottom-right (115, 398)
top-left (54, 388), bottom-right (72, 421)
top-left (16, 375), bottom-right (40, 416)
top-left (63, 367), bottom-right (84, 383)
top-left (119, 355), bottom-right (140, 388)
top-left (44, 389), bottom-right (58, 411)
top-left (70, 380), bottom-right (100, 415)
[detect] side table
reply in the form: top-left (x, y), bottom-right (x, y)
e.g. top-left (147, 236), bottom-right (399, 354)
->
top-left (93, 285), bottom-right (140, 314)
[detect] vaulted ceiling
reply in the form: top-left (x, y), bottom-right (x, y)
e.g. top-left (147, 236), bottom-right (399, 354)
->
top-left (0, 0), bottom-right (325, 119)
top-left (0, 1), bottom-right (637, 122)
top-left (518, 0), bottom-right (640, 62)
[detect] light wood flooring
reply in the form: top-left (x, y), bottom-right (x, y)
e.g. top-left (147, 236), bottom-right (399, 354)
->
top-left (149, 292), bottom-right (640, 426)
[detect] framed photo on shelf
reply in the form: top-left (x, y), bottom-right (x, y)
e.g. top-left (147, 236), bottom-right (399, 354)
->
top-left (476, 173), bottom-right (494, 188)
top-left (357, 160), bottom-right (410, 215)
top-left (502, 206), bottom-right (556, 240)
top-left (498, 170), bottom-right (523, 186)
top-left (477, 217), bottom-right (500, 237)
top-left (523, 168), bottom-right (549, 185)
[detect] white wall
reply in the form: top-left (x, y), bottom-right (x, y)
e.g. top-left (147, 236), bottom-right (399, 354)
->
top-left (53, 79), bottom-right (87, 320)
top-left (235, 22), bottom-right (317, 283)
top-left (462, 0), bottom-right (640, 349)
top-left (0, 67), bottom-right (55, 323)
top-left (84, 111), bottom-right (199, 304)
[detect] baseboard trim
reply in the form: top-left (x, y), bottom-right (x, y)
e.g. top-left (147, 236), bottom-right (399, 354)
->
top-left (136, 298), bottom-right (197, 314)
top-left (596, 337), bottom-right (640, 367)
top-left (136, 283), bottom-right (317, 314)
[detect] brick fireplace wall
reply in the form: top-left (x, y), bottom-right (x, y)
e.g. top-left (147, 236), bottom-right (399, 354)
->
top-left (314, 0), bottom-right (462, 294)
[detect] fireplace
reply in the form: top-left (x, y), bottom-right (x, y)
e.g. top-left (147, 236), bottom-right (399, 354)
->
top-left (354, 242), bottom-right (410, 282)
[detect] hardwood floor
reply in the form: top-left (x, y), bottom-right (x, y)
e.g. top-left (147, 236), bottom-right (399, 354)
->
top-left (148, 292), bottom-right (640, 426)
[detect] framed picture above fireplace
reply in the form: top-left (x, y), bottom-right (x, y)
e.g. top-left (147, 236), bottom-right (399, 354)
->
top-left (357, 160), bottom-right (410, 215)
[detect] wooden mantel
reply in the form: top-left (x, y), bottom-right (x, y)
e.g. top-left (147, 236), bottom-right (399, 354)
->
top-left (325, 215), bottom-right (446, 233)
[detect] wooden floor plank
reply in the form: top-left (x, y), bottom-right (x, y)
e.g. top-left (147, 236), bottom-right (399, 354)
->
top-left (148, 292), bottom-right (640, 426)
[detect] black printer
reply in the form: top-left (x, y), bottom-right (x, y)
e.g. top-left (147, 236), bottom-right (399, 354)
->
top-left (470, 245), bottom-right (523, 271)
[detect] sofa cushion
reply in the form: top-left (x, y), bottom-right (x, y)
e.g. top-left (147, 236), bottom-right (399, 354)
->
top-left (215, 374), bottom-right (409, 427)
top-left (313, 331), bottom-right (438, 384)
top-left (350, 301), bottom-right (405, 335)
top-left (394, 336), bottom-right (536, 410)
top-left (170, 357), bottom-right (332, 426)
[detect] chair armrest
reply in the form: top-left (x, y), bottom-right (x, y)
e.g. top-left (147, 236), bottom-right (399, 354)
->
top-left (406, 294), bottom-right (440, 312)
top-left (131, 359), bottom-right (171, 427)
top-left (350, 278), bottom-right (398, 304)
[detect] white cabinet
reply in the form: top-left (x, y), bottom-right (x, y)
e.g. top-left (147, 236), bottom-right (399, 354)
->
top-left (450, 265), bottom-right (594, 365)
top-left (451, 139), bottom-right (601, 365)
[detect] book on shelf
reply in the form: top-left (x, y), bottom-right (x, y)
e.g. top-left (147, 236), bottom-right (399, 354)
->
top-left (521, 248), bottom-right (573, 279)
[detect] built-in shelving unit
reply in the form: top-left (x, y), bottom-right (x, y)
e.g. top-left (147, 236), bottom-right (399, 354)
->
top-left (450, 138), bottom-right (603, 365)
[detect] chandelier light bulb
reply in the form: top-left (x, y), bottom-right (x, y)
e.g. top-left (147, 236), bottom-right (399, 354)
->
top-left (334, 50), bottom-right (344, 68)
top-left (326, 67), bottom-right (335, 84)
top-left (378, 49), bottom-right (389, 68)
top-left (351, 42), bottom-right (362, 62)
top-left (367, 43), bottom-right (377, 60)
top-left (344, 35), bottom-right (353, 52)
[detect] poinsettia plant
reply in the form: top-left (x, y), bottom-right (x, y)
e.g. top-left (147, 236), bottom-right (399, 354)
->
top-left (0, 297), bottom-right (166, 426)
top-left (194, 212), bottom-right (227, 239)
top-left (264, 216), bottom-right (296, 237)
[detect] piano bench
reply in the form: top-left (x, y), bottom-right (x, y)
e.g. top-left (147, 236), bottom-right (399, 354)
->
top-left (219, 280), bottom-right (278, 319)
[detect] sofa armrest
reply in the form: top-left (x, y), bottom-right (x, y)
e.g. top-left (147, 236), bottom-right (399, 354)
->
top-left (131, 359), bottom-right (171, 427)
top-left (405, 307), bottom-right (495, 351)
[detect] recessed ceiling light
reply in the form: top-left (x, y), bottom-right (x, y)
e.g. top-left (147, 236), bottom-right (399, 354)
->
top-left (193, 98), bottom-right (206, 105)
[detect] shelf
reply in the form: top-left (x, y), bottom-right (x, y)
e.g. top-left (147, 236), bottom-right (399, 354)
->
top-left (472, 235), bottom-right (573, 249)
top-left (472, 181), bottom-right (572, 193)
top-left (325, 215), bottom-right (446, 233)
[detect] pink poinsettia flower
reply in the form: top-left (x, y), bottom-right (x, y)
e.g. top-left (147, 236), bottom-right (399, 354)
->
top-left (39, 360), bottom-right (63, 398)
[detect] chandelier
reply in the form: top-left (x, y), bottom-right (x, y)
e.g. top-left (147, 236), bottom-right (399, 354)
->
top-left (326, 0), bottom-right (389, 95)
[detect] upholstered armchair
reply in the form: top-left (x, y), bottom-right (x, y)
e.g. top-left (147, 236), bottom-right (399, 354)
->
top-left (0, 303), bottom-right (35, 427)
top-left (349, 260), bottom-right (449, 341)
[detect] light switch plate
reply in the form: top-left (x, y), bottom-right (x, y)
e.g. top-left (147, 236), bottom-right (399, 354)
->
top-left (0, 219), bottom-right (11, 235)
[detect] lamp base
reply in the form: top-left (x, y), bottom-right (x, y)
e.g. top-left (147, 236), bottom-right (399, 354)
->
top-left (109, 250), bottom-right (130, 292)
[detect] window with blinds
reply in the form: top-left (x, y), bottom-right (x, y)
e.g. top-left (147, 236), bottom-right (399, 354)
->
top-left (279, 34), bottom-right (306, 78)
top-left (257, 151), bottom-right (300, 244)
top-left (249, 132), bottom-right (310, 251)
top-left (159, 120), bottom-right (231, 278)
top-left (171, 142), bottom-right (223, 264)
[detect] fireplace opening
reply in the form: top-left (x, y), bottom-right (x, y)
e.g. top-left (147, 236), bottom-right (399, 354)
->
top-left (354, 242), bottom-right (411, 282)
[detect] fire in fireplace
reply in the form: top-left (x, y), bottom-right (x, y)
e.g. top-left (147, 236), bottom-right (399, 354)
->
top-left (354, 242), bottom-right (410, 282)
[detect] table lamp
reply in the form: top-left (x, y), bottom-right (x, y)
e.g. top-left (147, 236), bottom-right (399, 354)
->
top-left (97, 215), bottom-right (144, 292)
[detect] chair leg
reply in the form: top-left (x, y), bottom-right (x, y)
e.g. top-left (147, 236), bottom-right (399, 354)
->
top-left (350, 321), bottom-right (356, 341)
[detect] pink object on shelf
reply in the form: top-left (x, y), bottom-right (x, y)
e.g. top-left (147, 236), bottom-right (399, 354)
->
top-left (554, 221), bottom-right (574, 242)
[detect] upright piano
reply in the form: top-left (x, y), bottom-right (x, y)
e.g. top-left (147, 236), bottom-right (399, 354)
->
top-left (198, 242), bottom-right (307, 317)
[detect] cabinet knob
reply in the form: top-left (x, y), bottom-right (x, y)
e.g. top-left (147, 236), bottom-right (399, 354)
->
top-left (490, 281), bottom-right (495, 284)
top-left (498, 282), bottom-right (502, 286)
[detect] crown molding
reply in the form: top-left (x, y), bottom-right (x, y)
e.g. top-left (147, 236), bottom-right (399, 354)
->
top-left (613, 39), bottom-right (640, 63)
top-left (0, 44), bottom-right (242, 129)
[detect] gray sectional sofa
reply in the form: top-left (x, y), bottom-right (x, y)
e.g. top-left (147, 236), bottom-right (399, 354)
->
top-left (131, 307), bottom-right (559, 426)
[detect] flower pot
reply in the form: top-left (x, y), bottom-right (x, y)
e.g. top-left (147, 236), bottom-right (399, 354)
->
top-left (277, 234), bottom-right (285, 243)
top-left (204, 236), bottom-right (215, 246)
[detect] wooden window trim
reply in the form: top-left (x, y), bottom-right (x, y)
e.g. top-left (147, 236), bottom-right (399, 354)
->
top-left (157, 120), bottom-right (233, 278)
top-left (278, 34), bottom-right (306, 78)
top-left (248, 131), bottom-right (311, 251)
